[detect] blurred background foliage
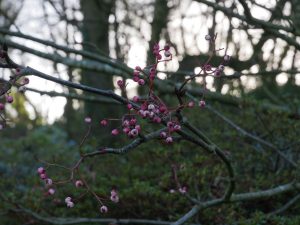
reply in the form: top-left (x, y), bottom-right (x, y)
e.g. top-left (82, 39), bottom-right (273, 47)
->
top-left (0, 0), bottom-right (300, 224)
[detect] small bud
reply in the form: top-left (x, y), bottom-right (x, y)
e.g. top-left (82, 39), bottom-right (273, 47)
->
top-left (130, 128), bottom-right (139, 137)
top-left (40, 173), bottom-right (47, 180)
top-left (75, 180), bottom-right (83, 188)
top-left (174, 125), bottom-right (181, 131)
top-left (164, 44), bottom-right (170, 51)
top-left (132, 96), bottom-right (139, 102)
top-left (45, 178), bottom-right (53, 186)
top-left (156, 54), bottom-right (162, 60)
top-left (135, 66), bottom-right (141, 71)
top-left (111, 129), bottom-right (119, 136)
top-left (0, 103), bottom-right (4, 111)
top-left (179, 186), bottom-right (187, 194)
top-left (6, 95), bottom-right (13, 103)
top-left (127, 104), bottom-right (133, 110)
top-left (148, 104), bottom-right (155, 110)
top-left (188, 101), bottom-right (194, 108)
top-left (117, 80), bottom-right (124, 87)
top-left (100, 119), bottom-right (108, 126)
top-left (165, 136), bottom-right (173, 144)
top-left (110, 194), bottom-right (119, 203)
top-left (153, 116), bottom-right (161, 123)
top-left (214, 69), bottom-right (221, 77)
top-left (100, 205), bottom-right (108, 213)
top-left (199, 100), bottom-right (206, 108)
top-left (138, 79), bottom-right (145, 86)
top-left (37, 167), bottom-right (45, 174)
top-left (67, 201), bottom-right (75, 208)
top-left (84, 117), bottom-right (92, 123)
top-left (133, 76), bottom-right (140, 82)
top-left (48, 188), bottom-right (55, 195)
top-left (160, 131), bottom-right (167, 138)
top-left (65, 197), bottom-right (72, 203)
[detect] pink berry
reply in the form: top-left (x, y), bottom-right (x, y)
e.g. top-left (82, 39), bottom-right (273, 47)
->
top-left (133, 76), bottom-right (140, 82)
top-left (167, 121), bottom-right (174, 128)
top-left (130, 128), bottom-right (139, 137)
top-left (135, 66), bottom-right (141, 71)
top-left (110, 194), bottom-right (119, 203)
top-left (179, 186), bottom-right (187, 194)
top-left (160, 131), bottom-right (167, 138)
top-left (188, 101), bottom-right (194, 108)
top-left (199, 100), bottom-right (206, 108)
top-left (148, 104), bottom-right (155, 110)
top-left (45, 178), bottom-right (53, 186)
top-left (174, 125), bottom-right (181, 131)
top-left (214, 69), bottom-right (221, 77)
top-left (117, 80), bottom-right (124, 87)
top-left (0, 103), bottom-right (4, 111)
top-left (40, 173), bottom-right (47, 180)
top-left (132, 96), bottom-right (139, 102)
top-left (130, 118), bottom-right (137, 125)
top-left (153, 117), bottom-right (161, 123)
top-left (65, 197), bottom-right (72, 203)
top-left (135, 125), bottom-right (141, 131)
top-left (6, 95), bottom-right (13, 103)
top-left (100, 205), bottom-right (108, 213)
top-left (111, 129), bottom-right (119, 136)
top-left (127, 104), bottom-right (133, 110)
top-left (75, 180), bottom-right (83, 187)
top-left (159, 106), bottom-right (167, 113)
top-left (100, 119), bottom-right (108, 126)
top-left (67, 201), bottom-right (74, 208)
top-left (166, 136), bottom-right (173, 144)
top-left (123, 127), bottom-right (130, 134)
top-left (38, 167), bottom-right (45, 174)
top-left (48, 188), bottom-right (55, 195)
top-left (204, 64), bottom-right (212, 71)
top-left (138, 79), bottom-right (145, 86)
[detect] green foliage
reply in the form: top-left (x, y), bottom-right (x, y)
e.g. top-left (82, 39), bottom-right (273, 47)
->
top-left (0, 97), bottom-right (299, 224)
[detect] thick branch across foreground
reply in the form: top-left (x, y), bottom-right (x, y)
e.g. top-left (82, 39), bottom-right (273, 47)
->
top-left (172, 182), bottom-right (300, 225)
top-left (8, 182), bottom-right (300, 225)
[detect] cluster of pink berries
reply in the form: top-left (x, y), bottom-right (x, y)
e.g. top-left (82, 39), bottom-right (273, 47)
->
top-left (160, 121), bottom-right (181, 144)
top-left (37, 167), bottom-right (55, 195)
top-left (0, 74), bottom-right (29, 130)
top-left (153, 43), bottom-right (171, 61)
top-left (122, 117), bottom-right (141, 138)
top-left (138, 101), bottom-right (165, 123)
top-left (132, 66), bottom-right (145, 86)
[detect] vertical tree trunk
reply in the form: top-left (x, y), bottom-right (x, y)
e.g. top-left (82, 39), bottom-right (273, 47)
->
top-left (80, 0), bottom-right (120, 142)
